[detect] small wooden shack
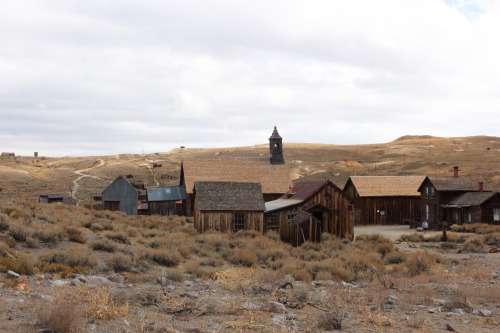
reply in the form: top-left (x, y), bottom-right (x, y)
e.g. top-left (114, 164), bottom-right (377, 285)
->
top-left (39, 194), bottom-right (64, 204)
top-left (147, 186), bottom-right (186, 216)
top-left (344, 176), bottom-right (425, 225)
top-left (193, 181), bottom-right (265, 233)
top-left (441, 191), bottom-right (500, 225)
top-left (265, 180), bottom-right (353, 245)
top-left (102, 176), bottom-right (139, 215)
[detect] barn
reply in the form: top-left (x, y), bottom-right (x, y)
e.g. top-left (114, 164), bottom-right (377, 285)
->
top-left (193, 181), bottom-right (265, 233)
top-left (343, 176), bottom-right (425, 225)
top-left (102, 176), bottom-right (140, 215)
top-left (265, 180), bottom-right (353, 245)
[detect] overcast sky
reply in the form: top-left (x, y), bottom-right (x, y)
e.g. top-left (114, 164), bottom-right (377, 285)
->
top-left (2, 0), bottom-right (500, 156)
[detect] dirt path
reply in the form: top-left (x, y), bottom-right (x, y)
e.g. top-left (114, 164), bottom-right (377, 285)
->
top-left (71, 159), bottom-right (106, 201)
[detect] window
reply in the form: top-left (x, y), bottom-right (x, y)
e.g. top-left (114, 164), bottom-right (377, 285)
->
top-left (431, 187), bottom-right (435, 198)
top-left (287, 208), bottom-right (297, 221)
top-left (234, 213), bottom-right (245, 231)
top-left (266, 214), bottom-right (279, 228)
top-left (425, 205), bottom-right (430, 220)
top-left (494, 208), bottom-right (500, 221)
top-left (425, 187), bottom-right (429, 199)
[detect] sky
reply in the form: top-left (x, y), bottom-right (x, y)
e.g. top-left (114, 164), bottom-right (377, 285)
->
top-left (2, 0), bottom-right (500, 157)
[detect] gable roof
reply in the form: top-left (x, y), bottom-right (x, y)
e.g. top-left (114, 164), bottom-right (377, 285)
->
top-left (147, 186), bottom-right (186, 202)
top-left (182, 157), bottom-right (292, 195)
top-left (426, 176), bottom-right (488, 192)
top-left (447, 191), bottom-right (498, 206)
top-left (346, 176), bottom-right (426, 197)
top-left (103, 176), bottom-right (138, 195)
top-left (195, 181), bottom-right (265, 211)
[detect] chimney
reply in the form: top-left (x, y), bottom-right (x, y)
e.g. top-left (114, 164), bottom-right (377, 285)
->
top-left (453, 166), bottom-right (459, 177)
top-left (479, 181), bottom-right (484, 192)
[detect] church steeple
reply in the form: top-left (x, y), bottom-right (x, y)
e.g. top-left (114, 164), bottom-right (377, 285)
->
top-left (269, 126), bottom-right (284, 165)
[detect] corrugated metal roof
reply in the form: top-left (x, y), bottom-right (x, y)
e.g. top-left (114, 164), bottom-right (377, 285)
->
top-left (40, 194), bottom-right (64, 199)
top-left (448, 191), bottom-right (497, 206)
top-left (195, 181), bottom-right (265, 211)
top-left (147, 186), bottom-right (186, 201)
top-left (265, 198), bottom-right (302, 212)
top-left (182, 157), bottom-right (292, 195)
top-left (347, 176), bottom-right (426, 197)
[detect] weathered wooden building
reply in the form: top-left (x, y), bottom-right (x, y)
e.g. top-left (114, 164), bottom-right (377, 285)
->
top-left (419, 168), bottom-right (491, 227)
top-left (343, 176), bottom-right (425, 225)
top-left (441, 191), bottom-right (500, 225)
top-left (102, 176), bottom-right (140, 215)
top-left (265, 180), bottom-right (353, 245)
top-left (39, 194), bottom-right (64, 204)
top-left (147, 186), bottom-right (186, 216)
top-left (193, 181), bottom-right (265, 233)
top-left (180, 126), bottom-right (292, 216)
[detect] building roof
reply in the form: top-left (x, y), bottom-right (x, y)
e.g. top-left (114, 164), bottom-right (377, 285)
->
top-left (265, 198), bottom-right (302, 212)
top-left (446, 191), bottom-right (498, 207)
top-left (426, 176), bottom-right (489, 192)
top-left (147, 186), bottom-right (186, 202)
top-left (346, 176), bottom-right (426, 197)
top-left (292, 210), bottom-right (313, 225)
top-left (182, 157), bottom-right (292, 195)
top-left (39, 194), bottom-right (64, 199)
top-left (195, 181), bottom-right (265, 211)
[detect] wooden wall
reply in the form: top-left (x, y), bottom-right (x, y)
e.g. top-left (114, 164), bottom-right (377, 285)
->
top-left (353, 196), bottom-right (421, 225)
top-left (149, 201), bottom-right (177, 216)
top-left (194, 210), bottom-right (264, 233)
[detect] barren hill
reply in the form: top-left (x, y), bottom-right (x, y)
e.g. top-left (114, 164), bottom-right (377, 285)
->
top-left (2, 135), bottom-right (500, 205)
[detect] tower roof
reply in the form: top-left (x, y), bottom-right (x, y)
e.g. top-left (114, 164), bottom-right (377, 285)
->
top-left (269, 126), bottom-right (282, 140)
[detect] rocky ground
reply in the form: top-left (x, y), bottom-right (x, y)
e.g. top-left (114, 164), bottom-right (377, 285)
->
top-left (1, 226), bottom-right (499, 333)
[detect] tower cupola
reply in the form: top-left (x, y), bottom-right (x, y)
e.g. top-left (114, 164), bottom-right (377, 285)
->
top-left (269, 126), bottom-right (284, 165)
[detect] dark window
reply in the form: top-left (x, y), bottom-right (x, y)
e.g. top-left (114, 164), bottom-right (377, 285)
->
top-left (287, 209), bottom-right (297, 221)
top-left (266, 214), bottom-right (279, 228)
top-left (234, 213), bottom-right (245, 231)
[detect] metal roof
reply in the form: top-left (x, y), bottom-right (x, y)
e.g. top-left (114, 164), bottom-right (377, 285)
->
top-left (265, 198), bottom-right (302, 212)
top-left (147, 186), bottom-right (186, 201)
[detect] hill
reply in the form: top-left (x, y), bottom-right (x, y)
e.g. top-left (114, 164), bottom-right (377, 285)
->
top-left (2, 135), bottom-right (500, 205)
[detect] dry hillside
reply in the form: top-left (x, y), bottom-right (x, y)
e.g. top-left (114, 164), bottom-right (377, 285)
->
top-left (2, 135), bottom-right (500, 205)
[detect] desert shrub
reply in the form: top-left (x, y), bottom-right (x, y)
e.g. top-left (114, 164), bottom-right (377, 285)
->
top-left (256, 247), bottom-right (288, 265)
top-left (65, 228), bottom-right (86, 244)
top-left (91, 239), bottom-right (117, 253)
top-left (3, 207), bottom-right (28, 219)
top-left (40, 248), bottom-right (97, 271)
top-left (143, 248), bottom-right (181, 267)
top-left (34, 224), bottom-right (65, 244)
top-left (9, 225), bottom-right (31, 242)
top-left (163, 268), bottom-right (184, 282)
top-left (107, 253), bottom-right (134, 272)
top-left (105, 232), bottom-right (130, 244)
top-left (228, 248), bottom-right (257, 267)
top-left (3, 237), bottom-right (16, 248)
top-left (36, 300), bottom-right (83, 333)
top-left (483, 233), bottom-right (500, 246)
top-left (315, 293), bottom-right (349, 331)
top-left (0, 253), bottom-right (36, 275)
top-left (462, 238), bottom-right (484, 252)
top-left (440, 242), bottom-right (457, 249)
top-left (25, 236), bottom-right (40, 249)
top-left (315, 270), bottom-right (334, 281)
top-left (0, 213), bottom-right (9, 231)
top-left (404, 251), bottom-right (440, 277)
top-left (383, 252), bottom-right (405, 265)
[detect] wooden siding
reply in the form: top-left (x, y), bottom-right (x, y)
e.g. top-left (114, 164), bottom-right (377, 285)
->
top-left (266, 182), bottom-right (353, 244)
top-left (149, 201), bottom-right (177, 216)
top-left (194, 211), bottom-right (264, 233)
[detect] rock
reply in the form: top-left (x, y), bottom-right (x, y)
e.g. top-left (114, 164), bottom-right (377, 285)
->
top-left (429, 307), bottom-right (441, 313)
top-left (479, 309), bottom-right (492, 317)
top-left (489, 247), bottom-right (499, 253)
top-left (180, 291), bottom-right (200, 298)
top-left (446, 323), bottom-right (457, 331)
top-left (7, 270), bottom-right (20, 277)
top-left (166, 285), bottom-right (176, 292)
top-left (123, 319), bottom-right (130, 326)
top-left (206, 322), bottom-right (221, 331)
top-left (241, 302), bottom-right (262, 310)
top-left (30, 292), bottom-right (55, 302)
top-left (184, 280), bottom-right (194, 287)
top-left (271, 315), bottom-right (286, 324)
top-left (157, 277), bottom-right (173, 286)
top-left (433, 298), bottom-right (446, 306)
top-left (51, 280), bottom-right (70, 286)
top-left (262, 301), bottom-right (287, 314)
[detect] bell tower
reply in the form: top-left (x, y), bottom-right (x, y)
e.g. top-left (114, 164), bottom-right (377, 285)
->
top-left (269, 126), bottom-right (284, 165)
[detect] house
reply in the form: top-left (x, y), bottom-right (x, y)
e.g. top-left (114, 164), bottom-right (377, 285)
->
top-left (147, 186), bottom-right (186, 216)
top-left (193, 181), bottom-right (265, 233)
top-left (180, 126), bottom-right (293, 216)
top-left (419, 167), bottom-right (491, 227)
top-left (101, 176), bottom-right (141, 215)
top-left (441, 191), bottom-right (500, 225)
top-left (343, 175), bottom-right (426, 225)
top-left (265, 180), bottom-right (353, 245)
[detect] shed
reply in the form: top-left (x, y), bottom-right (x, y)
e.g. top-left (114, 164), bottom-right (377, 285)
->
top-left (440, 191), bottom-right (500, 225)
top-left (193, 181), bottom-right (265, 233)
top-left (39, 194), bottom-right (64, 204)
top-left (344, 176), bottom-right (426, 225)
top-left (102, 176), bottom-right (139, 215)
top-left (290, 211), bottom-right (323, 246)
top-left (147, 186), bottom-right (186, 216)
top-left (265, 180), bottom-right (353, 244)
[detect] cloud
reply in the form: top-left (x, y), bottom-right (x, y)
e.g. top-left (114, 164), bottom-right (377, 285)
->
top-left (1, 0), bottom-right (500, 156)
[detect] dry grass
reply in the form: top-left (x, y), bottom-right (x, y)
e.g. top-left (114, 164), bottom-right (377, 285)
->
top-left (36, 299), bottom-right (83, 333)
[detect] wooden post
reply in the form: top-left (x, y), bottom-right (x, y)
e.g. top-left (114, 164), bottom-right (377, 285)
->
top-left (441, 221), bottom-right (448, 242)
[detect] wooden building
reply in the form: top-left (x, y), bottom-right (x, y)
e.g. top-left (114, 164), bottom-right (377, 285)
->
top-left (102, 176), bottom-right (140, 215)
top-left (147, 186), bottom-right (186, 216)
top-left (193, 181), bottom-right (265, 233)
top-left (39, 194), bottom-right (64, 204)
top-left (441, 192), bottom-right (500, 225)
top-left (180, 126), bottom-right (292, 216)
top-left (343, 176), bottom-right (425, 225)
top-left (419, 168), bottom-right (491, 228)
top-left (265, 180), bottom-right (353, 245)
